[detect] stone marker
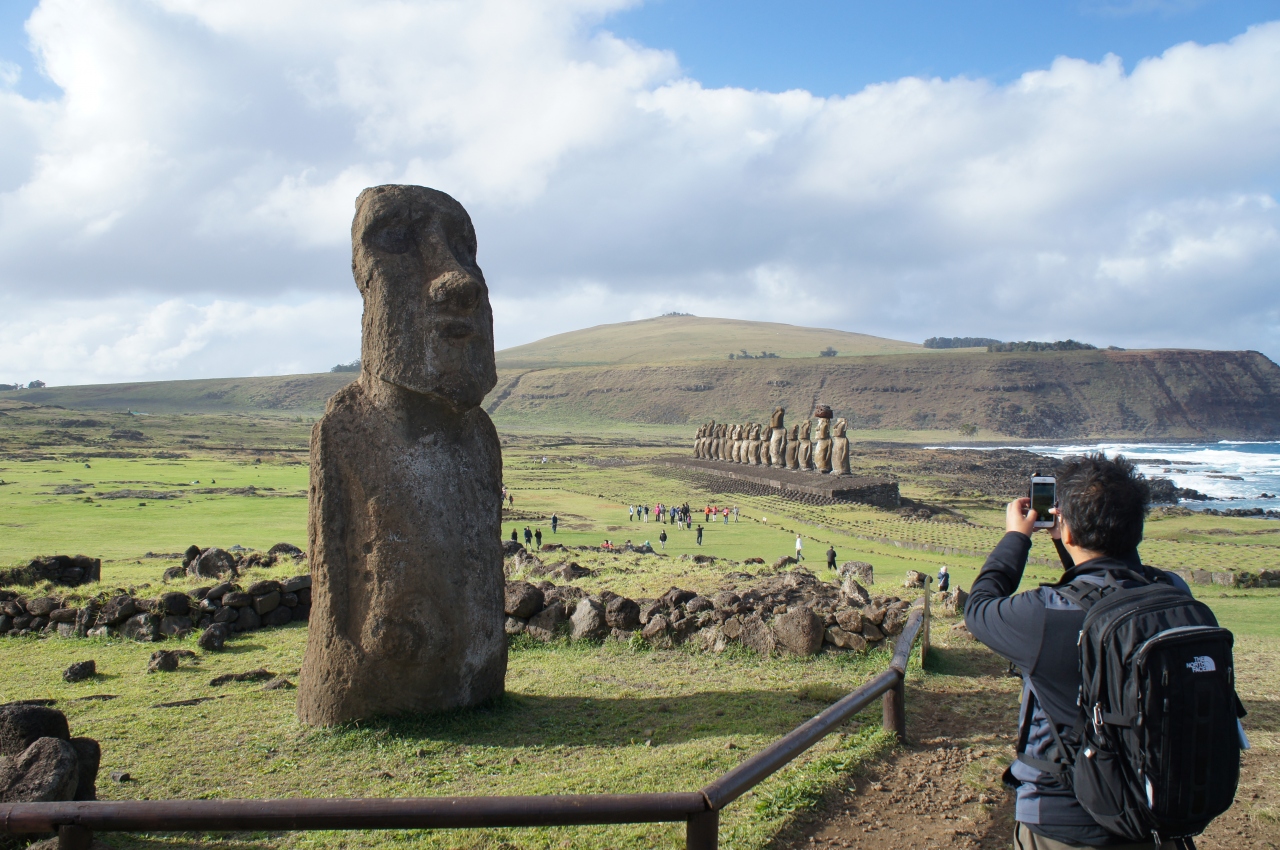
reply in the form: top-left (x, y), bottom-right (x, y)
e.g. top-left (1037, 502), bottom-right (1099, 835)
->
top-left (298, 185), bottom-right (506, 726)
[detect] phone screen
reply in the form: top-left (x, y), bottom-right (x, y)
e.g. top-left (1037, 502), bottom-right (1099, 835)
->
top-left (1031, 480), bottom-right (1056, 523)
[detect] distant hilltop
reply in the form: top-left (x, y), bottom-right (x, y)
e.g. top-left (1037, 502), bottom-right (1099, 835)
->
top-left (5, 316), bottom-right (1279, 441)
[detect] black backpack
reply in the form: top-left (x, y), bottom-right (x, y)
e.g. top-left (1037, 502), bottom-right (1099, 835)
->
top-left (1019, 568), bottom-right (1245, 847)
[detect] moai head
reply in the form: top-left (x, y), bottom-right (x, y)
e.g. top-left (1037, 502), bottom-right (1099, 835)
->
top-left (799, 420), bottom-right (811, 439)
top-left (770, 407), bottom-right (785, 429)
top-left (352, 185), bottom-right (497, 410)
top-left (833, 417), bottom-right (847, 437)
top-left (788, 423), bottom-right (798, 440)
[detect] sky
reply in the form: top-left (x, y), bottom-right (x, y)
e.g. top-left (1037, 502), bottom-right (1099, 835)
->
top-left (1, 0), bottom-right (1278, 386)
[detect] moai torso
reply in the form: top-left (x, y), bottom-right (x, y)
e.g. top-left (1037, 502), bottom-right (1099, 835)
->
top-left (797, 420), bottom-right (813, 470)
top-left (813, 416), bottom-right (832, 473)
top-left (832, 418), bottom-right (851, 475)
top-left (785, 423), bottom-right (800, 469)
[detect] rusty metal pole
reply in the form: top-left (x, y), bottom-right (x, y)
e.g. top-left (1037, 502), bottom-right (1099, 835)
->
top-left (57, 825), bottom-right (93, 850)
top-left (882, 676), bottom-right (905, 744)
top-left (685, 809), bottom-right (718, 850)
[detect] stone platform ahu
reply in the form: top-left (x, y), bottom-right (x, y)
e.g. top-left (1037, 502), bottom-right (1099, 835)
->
top-left (297, 185), bottom-right (506, 726)
top-left (685, 406), bottom-right (900, 508)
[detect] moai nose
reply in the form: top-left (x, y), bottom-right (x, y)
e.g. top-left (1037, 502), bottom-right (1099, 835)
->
top-left (427, 269), bottom-right (482, 312)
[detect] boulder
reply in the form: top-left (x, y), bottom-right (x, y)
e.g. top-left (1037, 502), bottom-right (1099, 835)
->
top-left (263, 606), bottom-right (293, 628)
top-left (504, 581), bottom-right (544, 619)
top-left (824, 627), bottom-right (868, 651)
top-left (772, 556), bottom-right (797, 570)
top-left (569, 598), bottom-right (609, 641)
top-left (525, 602), bottom-right (567, 641)
top-left (863, 604), bottom-right (887, 626)
top-left (267, 542), bottom-right (303, 558)
top-left (720, 615), bottom-right (742, 639)
top-left (252, 591), bottom-right (281, 615)
top-left (120, 613), bottom-right (159, 642)
top-left (212, 606), bottom-right (239, 624)
top-left (48, 608), bottom-right (78, 624)
top-left (939, 588), bottom-right (968, 616)
top-left (834, 609), bottom-right (863, 633)
top-left (197, 624), bottom-right (229, 652)
top-left (25, 598), bottom-right (59, 618)
top-left (205, 582), bottom-right (234, 600)
top-left (159, 615), bottom-right (193, 637)
top-left (502, 540), bottom-right (526, 558)
top-left (222, 591), bottom-right (252, 608)
top-left (147, 649), bottom-right (196, 673)
top-left (281, 592), bottom-right (299, 607)
top-left (504, 616), bottom-right (526, 635)
top-left (247, 580), bottom-right (283, 597)
top-left (840, 576), bottom-right (871, 606)
top-left (282, 575), bottom-right (312, 594)
top-left (738, 614), bottom-right (776, 657)
top-left (236, 607), bottom-right (262, 631)
top-left (774, 607), bottom-right (824, 656)
top-left (838, 561), bottom-right (875, 585)
top-left (904, 570), bottom-right (928, 589)
top-left (660, 588), bottom-right (697, 608)
top-left (0, 705), bottom-right (70, 757)
top-left (638, 600), bottom-right (663, 625)
top-left (69, 737), bottom-right (100, 801)
top-left (0, 737), bottom-right (79, 803)
top-left (881, 608), bottom-right (906, 636)
top-left (640, 614), bottom-right (670, 643)
top-left (605, 596), bottom-right (640, 631)
top-left (62, 661), bottom-right (96, 683)
top-left (685, 596), bottom-right (714, 614)
top-left (862, 623), bottom-right (885, 642)
top-left (188, 547), bottom-right (236, 578)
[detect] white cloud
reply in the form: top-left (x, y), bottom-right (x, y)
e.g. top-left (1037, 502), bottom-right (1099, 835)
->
top-left (0, 1), bottom-right (1278, 386)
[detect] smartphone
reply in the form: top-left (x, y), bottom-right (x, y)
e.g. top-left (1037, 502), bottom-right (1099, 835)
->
top-left (1029, 476), bottom-right (1056, 528)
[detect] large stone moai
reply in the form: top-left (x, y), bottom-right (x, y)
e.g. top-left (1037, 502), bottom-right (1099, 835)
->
top-left (732, 424), bottom-right (745, 463)
top-left (769, 407), bottom-right (786, 467)
top-left (298, 185), bottom-right (506, 726)
top-left (797, 419), bottom-right (813, 470)
top-left (748, 424), bottom-right (762, 465)
top-left (713, 424), bottom-right (725, 460)
top-left (812, 405), bottom-right (833, 474)
top-left (785, 423), bottom-right (800, 469)
top-left (832, 417), bottom-right (851, 474)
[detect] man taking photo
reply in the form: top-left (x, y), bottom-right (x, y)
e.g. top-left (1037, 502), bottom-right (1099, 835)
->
top-left (965, 454), bottom-right (1232, 849)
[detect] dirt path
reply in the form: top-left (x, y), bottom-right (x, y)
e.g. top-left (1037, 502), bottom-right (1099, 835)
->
top-left (770, 623), bottom-right (1280, 850)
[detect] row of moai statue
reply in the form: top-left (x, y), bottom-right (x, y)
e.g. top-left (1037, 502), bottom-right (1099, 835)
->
top-left (693, 405), bottom-right (851, 475)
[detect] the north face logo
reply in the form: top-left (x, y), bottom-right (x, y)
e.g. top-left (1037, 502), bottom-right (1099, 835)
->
top-left (1186, 656), bottom-right (1216, 673)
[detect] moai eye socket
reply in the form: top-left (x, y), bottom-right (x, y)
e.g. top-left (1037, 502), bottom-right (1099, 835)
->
top-left (368, 222), bottom-right (414, 254)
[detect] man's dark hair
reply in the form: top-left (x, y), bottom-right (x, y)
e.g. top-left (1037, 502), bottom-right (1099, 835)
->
top-left (1056, 453), bottom-right (1149, 556)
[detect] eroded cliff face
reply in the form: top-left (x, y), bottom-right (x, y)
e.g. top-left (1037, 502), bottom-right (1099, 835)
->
top-left (484, 349), bottom-right (1280, 440)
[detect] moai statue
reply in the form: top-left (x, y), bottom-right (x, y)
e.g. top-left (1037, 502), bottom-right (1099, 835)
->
top-left (716, 423), bottom-right (727, 460)
top-left (298, 185), bottom-right (505, 726)
top-left (785, 423), bottom-right (800, 469)
top-left (797, 419), bottom-right (813, 471)
top-left (733, 423), bottom-right (745, 463)
top-left (747, 423), bottom-right (761, 465)
top-left (812, 405), bottom-right (833, 474)
top-left (832, 417), bottom-right (851, 475)
top-left (769, 407), bottom-right (786, 467)
top-left (693, 423), bottom-right (703, 458)
top-left (759, 423), bottom-right (772, 467)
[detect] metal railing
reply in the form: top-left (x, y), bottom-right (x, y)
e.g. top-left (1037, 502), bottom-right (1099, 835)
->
top-left (1, 588), bottom-right (930, 850)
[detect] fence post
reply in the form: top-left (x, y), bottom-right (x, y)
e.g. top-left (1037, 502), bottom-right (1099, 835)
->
top-left (921, 575), bottom-right (931, 666)
top-left (686, 808), bottom-right (718, 850)
top-left (882, 677), bottom-right (905, 744)
top-left (57, 825), bottom-right (93, 850)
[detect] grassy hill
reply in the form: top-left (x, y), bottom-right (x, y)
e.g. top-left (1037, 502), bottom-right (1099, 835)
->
top-left (494, 315), bottom-right (922, 368)
top-left (486, 348), bottom-right (1280, 439)
top-left (4, 316), bottom-right (1279, 440)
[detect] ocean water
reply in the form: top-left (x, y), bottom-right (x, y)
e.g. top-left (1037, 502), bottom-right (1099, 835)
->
top-left (1018, 441), bottom-right (1280, 513)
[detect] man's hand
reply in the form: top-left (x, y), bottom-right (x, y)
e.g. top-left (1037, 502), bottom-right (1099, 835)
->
top-left (1006, 497), bottom-right (1038, 536)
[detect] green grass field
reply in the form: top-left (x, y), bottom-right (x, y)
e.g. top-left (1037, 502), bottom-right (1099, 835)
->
top-left (1, 401), bottom-right (1277, 849)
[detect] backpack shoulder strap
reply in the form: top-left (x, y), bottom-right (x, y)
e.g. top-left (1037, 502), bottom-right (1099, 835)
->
top-left (1050, 567), bottom-right (1153, 612)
